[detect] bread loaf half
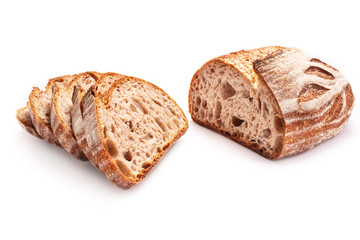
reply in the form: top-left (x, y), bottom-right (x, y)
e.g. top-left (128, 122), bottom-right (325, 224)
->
top-left (29, 75), bottom-right (75, 146)
top-left (188, 47), bottom-right (354, 159)
top-left (74, 76), bottom-right (188, 189)
top-left (51, 72), bottom-right (101, 160)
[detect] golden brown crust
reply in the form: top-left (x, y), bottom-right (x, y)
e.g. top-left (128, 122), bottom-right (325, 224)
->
top-left (28, 75), bottom-right (74, 146)
top-left (51, 72), bottom-right (101, 160)
top-left (79, 76), bottom-right (188, 189)
top-left (189, 47), bottom-right (355, 159)
top-left (16, 106), bottom-right (41, 138)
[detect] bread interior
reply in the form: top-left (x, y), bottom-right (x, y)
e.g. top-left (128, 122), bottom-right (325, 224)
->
top-left (189, 60), bottom-right (285, 158)
top-left (98, 79), bottom-right (187, 179)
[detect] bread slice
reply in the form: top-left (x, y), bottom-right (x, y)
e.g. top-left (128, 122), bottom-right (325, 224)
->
top-left (16, 106), bottom-right (41, 138)
top-left (71, 72), bottom-right (125, 166)
top-left (74, 76), bottom-right (188, 189)
top-left (189, 47), bottom-right (354, 159)
top-left (29, 75), bottom-right (75, 145)
top-left (51, 72), bottom-right (101, 160)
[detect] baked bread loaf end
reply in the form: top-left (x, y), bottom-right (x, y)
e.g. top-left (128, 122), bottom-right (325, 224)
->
top-left (189, 47), bottom-right (354, 159)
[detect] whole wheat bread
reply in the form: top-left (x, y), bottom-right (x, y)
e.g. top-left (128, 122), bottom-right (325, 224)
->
top-left (29, 75), bottom-right (75, 146)
top-left (74, 76), bottom-right (188, 189)
top-left (188, 47), bottom-right (354, 159)
top-left (51, 72), bottom-right (101, 160)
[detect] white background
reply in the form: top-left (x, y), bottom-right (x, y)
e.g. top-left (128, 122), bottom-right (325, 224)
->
top-left (1, 0), bottom-right (359, 239)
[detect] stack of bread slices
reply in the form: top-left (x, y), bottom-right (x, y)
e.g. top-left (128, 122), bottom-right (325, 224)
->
top-left (17, 72), bottom-right (188, 189)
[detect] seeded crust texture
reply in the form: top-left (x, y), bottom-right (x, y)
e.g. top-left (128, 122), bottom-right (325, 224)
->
top-left (29, 75), bottom-right (75, 145)
top-left (189, 47), bottom-right (354, 159)
top-left (75, 76), bottom-right (188, 189)
top-left (51, 72), bottom-right (101, 160)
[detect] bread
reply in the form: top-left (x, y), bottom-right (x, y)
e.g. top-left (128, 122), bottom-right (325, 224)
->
top-left (50, 72), bottom-right (101, 160)
top-left (71, 72), bottom-right (125, 166)
top-left (188, 47), bottom-right (354, 159)
top-left (74, 75), bottom-right (188, 189)
top-left (16, 106), bottom-right (41, 138)
top-left (29, 75), bottom-right (75, 146)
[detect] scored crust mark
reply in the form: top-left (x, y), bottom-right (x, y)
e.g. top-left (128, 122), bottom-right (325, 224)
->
top-left (305, 66), bottom-right (335, 80)
top-left (77, 76), bottom-right (188, 189)
top-left (298, 83), bottom-right (329, 103)
top-left (189, 46), bottom-right (354, 159)
top-left (253, 47), bottom-right (354, 158)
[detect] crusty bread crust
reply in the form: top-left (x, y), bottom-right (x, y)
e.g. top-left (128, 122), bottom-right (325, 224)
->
top-left (16, 106), bottom-right (41, 138)
top-left (71, 73), bottom-right (125, 166)
top-left (78, 76), bottom-right (188, 189)
top-left (51, 72), bottom-right (101, 160)
top-left (29, 75), bottom-right (74, 146)
top-left (253, 48), bottom-right (355, 158)
top-left (189, 47), bottom-right (354, 159)
top-left (189, 46), bottom-right (284, 158)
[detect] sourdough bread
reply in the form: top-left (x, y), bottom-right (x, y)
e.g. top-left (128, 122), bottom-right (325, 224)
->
top-left (188, 47), bottom-right (354, 159)
top-left (71, 72), bottom-right (125, 166)
top-left (51, 72), bottom-right (101, 160)
top-left (29, 75), bottom-right (75, 145)
top-left (16, 106), bottom-right (41, 138)
top-left (75, 76), bottom-right (188, 189)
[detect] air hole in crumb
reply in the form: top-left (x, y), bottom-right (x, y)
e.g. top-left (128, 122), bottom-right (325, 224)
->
top-left (123, 151), bottom-right (132, 161)
top-left (103, 126), bottom-right (108, 138)
top-left (106, 138), bottom-right (118, 158)
top-left (152, 99), bottom-right (163, 107)
top-left (219, 71), bottom-right (225, 75)
top-left (111, 124), bottom-right (116, 133)
top-left (155, 118), bottom-right (167, 132)
top-left (263, 103), bottom-right (269, 116)
top-left (257, 97), bottom-right (262, 111)
top-left (194, 107), bottom-right (199, 112)
top-left (274, 136), bottom-right (283, 153)
top-left (220, 82), bottom-right (236, 100)
top-left (232, 116), bottom-right (244, 127)
top-left (130, 104), bottom-right (137, 112)
top-left (248, 97), bottom-right (253, 102)
top-left (241, 90), bottom-right (250, 98)
top-left (195, 96), bottom-right (201, 106)
top-left (260, 128), bottom-right (272, 139)
top-left (132, 99), bottom-right (148, 114)
top-left (225, 131), bottom-right (230, 136)
top-left (274, 116), bottom-right (284, 133)
top-left (142, 162), bottom-right (151, 169)
top-left (210, 68), bottom-right (215, 73)
top-left (146, 133), bottom-right (154, 139)
top-left (202, 100), bottom-right (207, 109)
top-left (215, 101), bottom-right (222, 119)
top-left (116, 160), bottom-right (132, 177)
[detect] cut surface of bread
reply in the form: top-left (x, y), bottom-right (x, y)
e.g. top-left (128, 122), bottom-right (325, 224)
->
top-left (16, 106), bottom-right (41, 138)
top-left (189, 47), bottom-right (354, 159)
top-left (77, 76), bottom-right (188, 189)
top-left (72, 72), bottom-right (125, 165)
top-left (51, 72), bottom-right (101, 160)
top-left (29, 75), bottom-right (75, 145)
